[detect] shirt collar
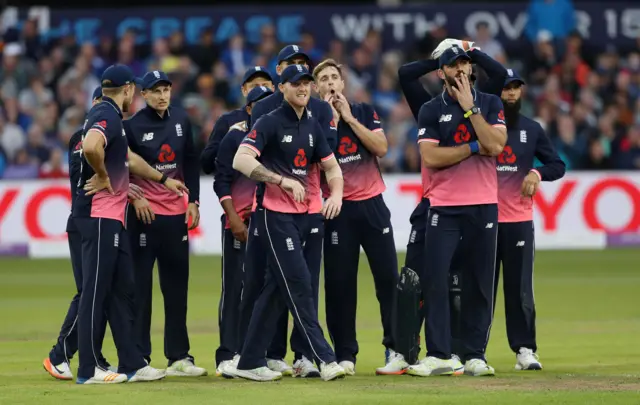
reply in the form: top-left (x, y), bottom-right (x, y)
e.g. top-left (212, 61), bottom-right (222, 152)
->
top-left (281, 99), bottom-right (309, 122)
top-left (144, 104), bottom-right (171, 120)
top-left (441, 88), bottom-right (477, 106)
top-left (102, 96), bottom-right (122, 118)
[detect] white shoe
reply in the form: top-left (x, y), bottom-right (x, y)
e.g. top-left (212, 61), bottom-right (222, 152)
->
top-left (376, 349), bottom-right (409, 375)
top-left (451, 354), bottom-right (464, 376)
top-left (217, 355), bottom-right (239, 379)
top-left (43, 358), bottom-right (73, 380)
top-left (127, 365), bottom-right (167, 382)
top-left (515, 348), bottom-right (542, 370)
top-left (339, 361), bottom-right (355, 376)
top-left (292, 356), bottom-right (321, 378)
top-left (234, 366), bottom-right (282, 382)
top-left (166, 358), bottom-right (208, 377)
top-left (320, 362), bottom-right (346, 381)
top-left (76, 367), bottom-right (127, 384)
top-left (406, 356), bottom-right (454, 377)
top-left (464, 359), bottom-right (495, 376)
top-left (266, 358), bottom-right (293, 376)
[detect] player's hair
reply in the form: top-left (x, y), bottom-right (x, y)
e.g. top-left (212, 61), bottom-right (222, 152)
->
top-left (100, 81), bottom-right (127, 97)
top-left (312, 59), bottom-right (343, 81)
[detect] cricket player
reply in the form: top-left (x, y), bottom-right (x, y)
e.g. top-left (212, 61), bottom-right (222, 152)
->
top-left (406, 47), bottom-right (507, 377)
top-left (73, 64), bottom-right (187, 384)
top-left (311, 59), bottom-right (400, 375)
top-left (124, 71), bottom-right (204, 377)
top-left (231, 64), bottom-right (346, 382)
top-left (201, 67), bottom-right (274, 174)
top-left (494, 70), bottom-right (565, 370)
top-left (213, 85), bottom-right (273, 374)
top-left (43, 87), bottom-right (133, 380)
top-left (239, 45), bottom-right (335, 378)
top-left (397, 39), bottom-right (507, 370)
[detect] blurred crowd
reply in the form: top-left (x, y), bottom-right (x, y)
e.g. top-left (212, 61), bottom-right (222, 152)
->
top-left (1, 4), bottom-right (640, 179)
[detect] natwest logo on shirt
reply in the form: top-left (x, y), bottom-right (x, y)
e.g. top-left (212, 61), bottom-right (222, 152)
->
top-left (337, 136), bottom-right (362, 164)
top-left (497, 146), bottom-right (517, 165)
top-left (292, 148), bottom-right (308, 175)
top-left (453, 124), bottom-right (471, 144)
top-left (156, 144), bottom-right (177, 171)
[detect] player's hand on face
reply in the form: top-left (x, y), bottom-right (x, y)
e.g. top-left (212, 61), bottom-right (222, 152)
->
top-left (164, 178), bottom-right (189, 196)
top-left (322, 195), bottom-right (342, 220)
top-left (280, 177), bottom-right (306, 203)
top-left (133, 197), bottom-right (155, 224)
top-left (332, 93), bottom-right (353, 121)
top-left (521, 172), bottom-right (541, 197)
top-left (324, 91), bottom-right (341, 122)
top-left (452, 74), bottom-right (475, 112)
top-left (127, 183), bottom-right (145, 200)
top-left (185, 202), bottom-right (200, 230)
top-left (84, 174), bottom-right (114, 195)
top-left (229, 217), bottom-right (248, 242)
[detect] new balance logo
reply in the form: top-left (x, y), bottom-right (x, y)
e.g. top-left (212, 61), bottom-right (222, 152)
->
top-left (409, 230), bottom-right (417, 243)
top-left (418, 128), bottom-right (426, 136)
top-left (431, 213), bottom-right (439, 227)
top-left (310, 228), bottom-right (319, 234)
top-left (516, 241), bottom-right (525, 247)
top-left (439, 114), bottom-right (452, 122)
top-left (282, 135), bottom-right (292, 143)
top-left (139, 233), bottom-right (147, 247)
top-left (182, 235), bottom-right (188, 242)
top-left (142, 132), bottom-right (154, 142)
top-left (286, 237), bottom-right (294, 251)
top-left (382, 227), bottom-right (390, 234)
top-left (486, 223), bottom-right (494, 229)
top-left (114, 234), bottom-right (119, 247)
top-left (254, 228), bottom-right (259, 236)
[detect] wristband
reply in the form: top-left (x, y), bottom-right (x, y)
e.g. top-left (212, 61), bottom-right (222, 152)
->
top-left (469, 141), bottom-right (479, 154)
top-left (159, 174), bottom-right (168, 184)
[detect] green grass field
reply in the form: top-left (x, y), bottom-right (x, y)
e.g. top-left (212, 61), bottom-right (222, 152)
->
top-left (1, 250), bottom-right (639, 404)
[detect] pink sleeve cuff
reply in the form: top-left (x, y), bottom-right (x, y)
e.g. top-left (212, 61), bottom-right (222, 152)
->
top-left (239, 144), bottom-right (261, 157)
top-left (417, 138), bottom-right (439, 144)
top-left (321, 153), bottom-right (335, 162)
top-left (530, 169), bottom-right (542, 181)
top-left (219, 196), bottom-right (232, 202)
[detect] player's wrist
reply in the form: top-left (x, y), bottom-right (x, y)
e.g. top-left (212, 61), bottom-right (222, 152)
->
top-left (469, 141), bottom-right (480, 154)
top-left (158, 173), bottom-right (168, 184)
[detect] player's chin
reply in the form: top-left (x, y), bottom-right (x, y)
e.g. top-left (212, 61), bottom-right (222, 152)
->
top-left (294, 94), bottom-right (310, 105)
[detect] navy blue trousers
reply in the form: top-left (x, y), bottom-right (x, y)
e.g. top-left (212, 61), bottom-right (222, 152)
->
top-left (423, 204), bottom-right (498, 363)
top-left (48, 219), bottom-right (109, 367)
top-left (405, 199), bottom-right (465, 357)
top-left (75, 216), bottom-right (146, 378)
top-left (215, 215), bottom-right (246, 365)
top-left (237, 209), bottom-right (335, 370)
top-left (127, 210), bottom-right (192, 366)
top-left (237, 210), bottom-right (323, 364)
top-left (324, 194), bottom-right (398, 363)
top-left (494, 221), bottom-right (537, 353)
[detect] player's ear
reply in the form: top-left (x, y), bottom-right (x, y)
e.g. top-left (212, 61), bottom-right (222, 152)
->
top-left (240, 85), bottom-right (249, 97)
top-left (278, 83), bottom-right (285, 93)
top-left (437, 69), bottom-right (445, 80)
top-left (276, 63), bottom-right (285, 76)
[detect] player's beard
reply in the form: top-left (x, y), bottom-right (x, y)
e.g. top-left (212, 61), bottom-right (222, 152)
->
top-left (503, 98), bottom-right (521, 127)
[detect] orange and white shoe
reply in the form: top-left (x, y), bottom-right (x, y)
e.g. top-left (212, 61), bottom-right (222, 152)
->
top-left (76, 367), bottom-right (127, 384)
top-left (451, 355), bottom-right (464, 376)
top-left (43, 357), bottom-right (73, 380)
top-left (375, 349), bottom-right (409, 375)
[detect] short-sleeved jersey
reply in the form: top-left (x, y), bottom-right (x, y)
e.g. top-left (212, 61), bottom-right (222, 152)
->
top-left (331, 102), bottom-right (386, 201)
top-left (497, 114), bottom-right (565, 222)
top-left (201, 108), bottom-right (249, 174)
top-left (213, 121), bottom-right (257, 228)
top-left (125, 105), bottom-right (199, 216)
top-left (240, 101), bottom-right (335, 214)
top-left (417, 89), bottom-right (506, 207)
top-left (72, 97), bottom-right (129, 224)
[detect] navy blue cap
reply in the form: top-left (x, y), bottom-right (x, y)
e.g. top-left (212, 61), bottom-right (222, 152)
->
top-left (438, 46), bottom-right (472, 68)
top-left (92, 87), bottom-right (102, 100)
top-left (242, 66), bottom-right (272, 85)
top-left (277, 44), bottom-right (310, 64)
top-left (280, 64), bottom-right (314, 84)
top-left (246, 85), bottom-right (274, 107)
top-left (100, 64), bottom-right (136, 88)
top-left (504, 68), bottom-right (526, 86)
top-left (138, 70), bottom-right (172, 90)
